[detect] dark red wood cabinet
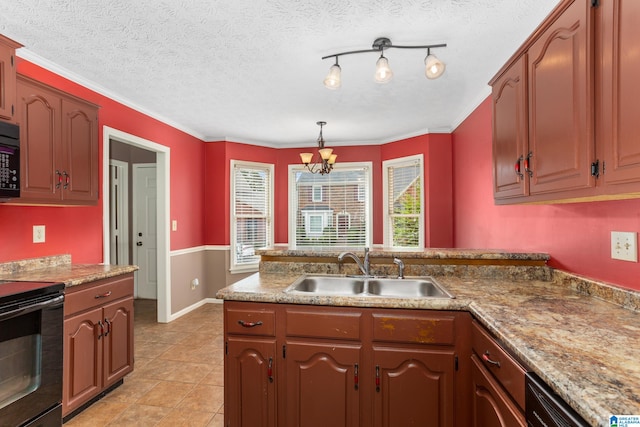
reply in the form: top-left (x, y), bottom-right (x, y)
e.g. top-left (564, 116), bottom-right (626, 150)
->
top-left (63, 274), bottom-right (134, 417)
top-left (491, 0), bottom-right (640, 203)
top-left (224, 302), bottom-right (472, 427)
top-left (0, 35), bottom-right (21, 122)
top-left (15, 74), bottom-right (98, 205)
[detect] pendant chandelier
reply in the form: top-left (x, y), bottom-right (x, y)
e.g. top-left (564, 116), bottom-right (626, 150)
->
top-left (299, 121), bottom-right (336, 175)
top-left (322, 37), bottom-right (447, 89)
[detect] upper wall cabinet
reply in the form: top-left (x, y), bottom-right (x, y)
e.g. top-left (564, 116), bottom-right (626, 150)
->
top-left (0, 35), bottom-right (22, 123)
top-left (15, 75), bottom-right (99, 205)
top-left (491, 0), bottom-right (640, 204)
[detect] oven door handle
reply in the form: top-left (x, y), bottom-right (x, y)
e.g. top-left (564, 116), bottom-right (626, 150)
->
top-left (0, 294), bottom-right (64, 321)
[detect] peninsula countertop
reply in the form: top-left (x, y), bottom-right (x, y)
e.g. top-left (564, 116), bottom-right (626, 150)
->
top-left (217, 270), bottom-right (640, 427)
top-left (0, 254), bottom-right (138, 287)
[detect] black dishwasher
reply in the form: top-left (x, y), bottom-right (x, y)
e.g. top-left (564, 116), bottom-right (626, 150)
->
top-left (525, 372), bottom-right (589, 427)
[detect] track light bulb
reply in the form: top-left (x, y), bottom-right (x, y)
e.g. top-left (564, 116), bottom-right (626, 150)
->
top-left (324, 62), bottom-right (342, 89)
top-left (424, 53), bottom-right (446, 79)
top-left (374, 54), bottom-right (393, 83)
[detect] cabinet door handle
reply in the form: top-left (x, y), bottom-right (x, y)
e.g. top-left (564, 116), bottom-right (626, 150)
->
top-left (97, 320), bottom-right (104, 340)
top-left (237, 320), bottom-right (263, 328)
top-left (267, 357), bottom-right (274, 383)
top-left (104, 318), bottom-right (111, 337)
top-left (63, 171), bottom-right (70, 189)
top-left (524, 152), bottom-right (533, 177)
top-left (95, 291), bottom-right (112, 299)
top-left (482, 351), bottom-right (501, 367)
top-left (354, 363), bottom-right (359, 390)
top-left (375, 365), bottom-right (380, 392)
top-left (55, 170), bottom-right (63, 189)
top-left (514, 155), bottom-right (524, 179)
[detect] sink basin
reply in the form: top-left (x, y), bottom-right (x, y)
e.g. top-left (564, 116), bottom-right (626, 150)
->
top-left (286, 275), bottom-right (365, 296)
top-left (367, 278), bottom-right (454, 298)
top-left (285, 275), bottom-right (453, 299)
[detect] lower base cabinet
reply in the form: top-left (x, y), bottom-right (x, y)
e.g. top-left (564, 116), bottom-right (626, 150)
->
top-left (470, 320), bottom-right (526, 426)
top-left (62, 274), bottom-right (134, 417)
top-left (224, 301), bottom-right (471, 427)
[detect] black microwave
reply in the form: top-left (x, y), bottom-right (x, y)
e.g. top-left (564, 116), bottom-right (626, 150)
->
top-left (0, 121), bottom-right (20, 201)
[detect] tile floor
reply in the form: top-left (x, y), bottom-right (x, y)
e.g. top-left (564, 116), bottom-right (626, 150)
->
top-left (64, 299), bottom-right (225, 427)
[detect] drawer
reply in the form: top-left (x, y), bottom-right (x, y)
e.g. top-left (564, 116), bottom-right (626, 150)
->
top-left (64, 273), bottom-right (134, 316)
top-left (472, 320), bottom-right (526, 409)
top-left (285, 306), bottom-right (361, 340)
top-left (372, 310), bottom-right (456, 345)
top-left (226, 304), bottom-right (276, 337)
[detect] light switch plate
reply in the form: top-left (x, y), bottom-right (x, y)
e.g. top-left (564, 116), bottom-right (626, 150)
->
top-left (611, 231), bottom-right (638, 262)
top-left (33, 225), bottom-right (45, 243)
top-left (172, 220), bottom-right (178, 231)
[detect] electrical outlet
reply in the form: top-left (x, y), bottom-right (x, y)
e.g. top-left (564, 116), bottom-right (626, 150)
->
top-left (33, 225), bottom-right (45, 243)
top-left (611, 231), bottom-right (638, 262)
top-left (191, 278), bottom-right (199, 290)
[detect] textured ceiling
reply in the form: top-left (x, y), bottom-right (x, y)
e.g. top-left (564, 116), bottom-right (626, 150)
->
top-left (0, 0), bottom-right (559, 147)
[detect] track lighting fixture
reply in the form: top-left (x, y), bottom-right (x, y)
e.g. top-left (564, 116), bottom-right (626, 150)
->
top-left (299, 121), bottom-right (336, 175)
top-left (322, 37), bottom-right (446, 88)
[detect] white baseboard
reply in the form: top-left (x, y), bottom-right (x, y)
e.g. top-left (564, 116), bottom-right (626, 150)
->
top-left (167, 298), bottom-right (223, 322)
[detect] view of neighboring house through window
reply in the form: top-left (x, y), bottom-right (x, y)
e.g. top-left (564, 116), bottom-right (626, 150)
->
top-left (383, 154), bottom-right (424, 248)
top-left (289, 163), bottom-right (372, 248)
top-left (230, 160), bottom-right (273, 271)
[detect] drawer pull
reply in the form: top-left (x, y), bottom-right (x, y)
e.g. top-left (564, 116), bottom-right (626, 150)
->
top-left (238, 320), bottom-right (263, 328)
top-left (95, 291), bottom-right (112, 299)
top-left (482, 351), bottom-right (501, 367)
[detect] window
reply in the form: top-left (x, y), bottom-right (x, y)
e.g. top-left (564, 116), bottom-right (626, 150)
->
top-left (289, 163), bottom-right (372, 248)
top-left (383, 154), bottom-right (424, 248)
top-left (312, 185), bottom-right (323, 202)
top-left (230, 160), bottom-right (274, 272)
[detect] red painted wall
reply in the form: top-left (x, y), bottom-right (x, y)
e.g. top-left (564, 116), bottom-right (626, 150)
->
top-left (453, 97), bottom-right (640, 291)
top-left (204, 136), bottom-right (452, 248)
top-left (0, 59), bottom-right (205, 263)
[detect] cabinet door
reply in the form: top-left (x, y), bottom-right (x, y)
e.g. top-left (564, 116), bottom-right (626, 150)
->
top-left (527, 0), bottom-right (594, 196)
top-left (372, 346), bottom-right (455, 427)
top-left (16, 79), bottom-right (62, 202)
top-left (0, 36), bottom-right (20, 121)
top-left (102, 297), bottom-right (134, 388)
top-left (60, 97), bottom-right (98, 202)
top-left (598, 0), bottom-right (640, 190)
top-left (285, 340), bottom-right (361, 427)
top-left (470, 355), bottom-right (526, 427)
top-left (62, 307), bottom-right (103, 416)
top-left (226, 337), bottom-right (277, 427)
top-left (492, 56), bottom-right (528, 199)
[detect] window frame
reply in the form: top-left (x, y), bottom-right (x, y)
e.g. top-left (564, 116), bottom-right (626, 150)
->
top-left (230, 160), bottom-right (274, 273)
top-left (382, 154), bottom-right (424, 249)
top-left (288, 162), bottom-right (373, 249)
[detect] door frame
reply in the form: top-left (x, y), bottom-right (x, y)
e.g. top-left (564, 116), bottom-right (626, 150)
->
top-left (102, 126), bottom-right (171, 323)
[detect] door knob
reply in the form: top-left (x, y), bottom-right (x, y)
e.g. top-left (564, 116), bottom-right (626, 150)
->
top-left (136, 242), bottom-right (143, 246)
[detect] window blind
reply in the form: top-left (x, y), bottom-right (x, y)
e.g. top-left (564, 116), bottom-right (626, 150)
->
top-left (385, 157), bottom-right (422, 248)
top-left (231, 162), bottom-right (273, 268)
top-left (291, 165), bottom-right (370, 248)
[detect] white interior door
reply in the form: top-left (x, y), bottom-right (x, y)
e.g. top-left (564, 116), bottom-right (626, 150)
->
top-left (109, 160), bottom-right (129, 265)
top-left (133, 164), bottom-right (158, 299)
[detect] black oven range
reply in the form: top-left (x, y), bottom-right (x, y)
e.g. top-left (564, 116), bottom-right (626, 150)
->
top-left (0, 280), bottom-right (64, 427)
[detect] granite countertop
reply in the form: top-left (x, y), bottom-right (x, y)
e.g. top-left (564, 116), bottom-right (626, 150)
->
top-left (216, 271), bottom-right (640, 427)
top-left (0, 255), bottom-right (138, 287)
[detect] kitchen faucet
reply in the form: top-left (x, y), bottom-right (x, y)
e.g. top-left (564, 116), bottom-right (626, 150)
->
top-left (338, 247), bottom-right (371, 277)
top-left (393, 257), bottom-right (405, 279)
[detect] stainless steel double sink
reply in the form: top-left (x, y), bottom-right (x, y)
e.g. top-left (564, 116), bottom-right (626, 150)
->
top-left (284, 274), bottom-right (454, 299)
